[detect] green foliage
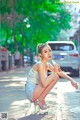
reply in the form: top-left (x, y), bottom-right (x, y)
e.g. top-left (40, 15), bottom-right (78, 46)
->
top-left (0, 0), bottom-right (71, 54)
top-left (0, 0), bottom-right (11, 14)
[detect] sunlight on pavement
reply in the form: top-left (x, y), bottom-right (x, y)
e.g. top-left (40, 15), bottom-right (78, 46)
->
top-left (11, 100), bottom-right (29, 105)
top-left (2, 76), bottom-right (26, 79)
top-left (57, 81), bottom-right (76, 93)
top-left (8, 100), bottom-right (29, 118)
top-left (0, 77), bottom-right (27, 81)
top-left (5, 82), bottom-right (25, 87)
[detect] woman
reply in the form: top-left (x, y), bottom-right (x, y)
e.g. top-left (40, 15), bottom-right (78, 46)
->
top-left (25, 43), bottom-right (78, 110)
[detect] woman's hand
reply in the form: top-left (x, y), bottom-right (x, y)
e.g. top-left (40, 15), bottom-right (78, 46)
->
top-left (71, 80), bottom-right (78, 89)
top-left (54, 63), bottom-right (60, 68)
top-left (54, 66), bottom-right (59, 73)
top-left (54, 64), bottom-right (61, 72)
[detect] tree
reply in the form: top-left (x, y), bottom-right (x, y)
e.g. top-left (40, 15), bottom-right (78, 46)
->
top-left (0, 0), bottom-right (71, 54)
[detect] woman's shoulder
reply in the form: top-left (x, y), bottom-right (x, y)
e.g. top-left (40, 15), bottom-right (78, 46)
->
top-left (36, 61), bottom-right (49, 69)
top-left (32, 61), bottom-right (43, 71)
top-left (35, 61), bottom-right (44, 67)
top-left (36, 61), bottom-right (49, 65)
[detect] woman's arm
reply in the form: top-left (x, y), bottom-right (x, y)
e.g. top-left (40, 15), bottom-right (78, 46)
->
top-left (58, 71), bottom-right (78, 89)
top-left (48, 63), bottom-right (78, 89)
top-left (48, 63), bottom-right (60, 72)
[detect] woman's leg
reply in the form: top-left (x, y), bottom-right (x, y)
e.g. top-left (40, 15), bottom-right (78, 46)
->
top-left (32, 74), bottom-right (59, 103)
top-left (38, 75), bottom-right (59, 102)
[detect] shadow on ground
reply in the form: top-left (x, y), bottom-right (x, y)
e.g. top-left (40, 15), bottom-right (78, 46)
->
top-left (17, 112), bottom-right (48, 120)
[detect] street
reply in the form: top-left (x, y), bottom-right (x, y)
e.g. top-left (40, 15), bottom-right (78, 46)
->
top-left (0, 66), bottom-right (80, 120)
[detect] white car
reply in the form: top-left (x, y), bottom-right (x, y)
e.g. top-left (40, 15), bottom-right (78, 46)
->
top-left (47, 41), bottom-right (79, 77)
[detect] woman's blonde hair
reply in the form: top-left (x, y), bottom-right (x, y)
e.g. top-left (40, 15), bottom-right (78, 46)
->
top-left (37, 43), bottom-right (48, 54)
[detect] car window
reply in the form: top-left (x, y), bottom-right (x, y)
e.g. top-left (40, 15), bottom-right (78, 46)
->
top-left (49, 43), bottom-right (74, 51)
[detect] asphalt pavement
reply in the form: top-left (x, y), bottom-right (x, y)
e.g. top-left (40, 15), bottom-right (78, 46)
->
top-left (0, 66), bottom-right (80, 120)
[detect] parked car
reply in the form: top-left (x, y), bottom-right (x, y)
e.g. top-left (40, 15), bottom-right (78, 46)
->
top-left (24, 56), bottom-right (30, 63)
top-left (24, 55), bottom-right (38, 64)
top-left (47, 41), bottom-right (79, 77)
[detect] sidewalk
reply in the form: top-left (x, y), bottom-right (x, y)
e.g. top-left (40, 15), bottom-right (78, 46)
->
top-left (0, 66), bottom-right (80, 120)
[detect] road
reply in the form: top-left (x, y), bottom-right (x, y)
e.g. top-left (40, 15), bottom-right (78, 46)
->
top-left (56, 77), bottom-right (80, 120)
top-left (0, 67), bottom-right (80, 120)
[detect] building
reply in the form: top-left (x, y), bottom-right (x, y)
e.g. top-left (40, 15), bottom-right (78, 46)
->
top-left (65, 3), bottom-right (80, 53)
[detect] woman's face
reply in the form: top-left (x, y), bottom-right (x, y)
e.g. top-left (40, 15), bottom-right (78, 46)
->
top-left (40, 45), bottom-right (52, 60)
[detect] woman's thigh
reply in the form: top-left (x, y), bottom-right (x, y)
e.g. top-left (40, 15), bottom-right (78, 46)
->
top-left (32, 84), bottom-right (45, 101)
